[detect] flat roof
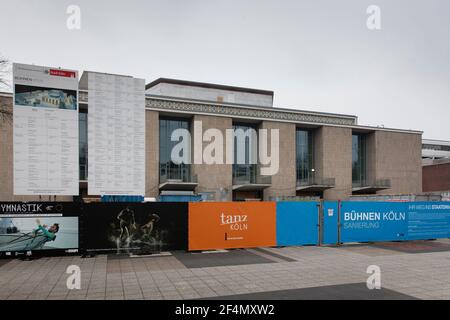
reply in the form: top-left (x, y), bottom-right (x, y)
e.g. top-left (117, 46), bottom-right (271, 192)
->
top-left (145, 78), bottom-right (274, 96)
top-left (146, 94), bottom-right (421, 135)
top-left (145, 93), bottom-right (358, 120)
top-left (423, 139), bottom-right (450, 146)
top-left (79, 70), bottom-right (135, 90)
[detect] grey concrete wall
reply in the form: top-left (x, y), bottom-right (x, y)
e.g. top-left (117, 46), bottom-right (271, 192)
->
top-left (312, 128), bottom-right (323, 182)
top-left (147, 83), bottom-right (273, 107)
top-left (365, 131), bottom-right (377, 184)
top-left (316, 126), bottom-right (353, 200)
top-left (0, 93), bottom-right (424, 202)
top-left (191, 114), bottom-right (233, 201)
top-left (145, 110), bottom-right (160, 198)
top-left (373, 131), bottom-right (422, 195)
top-left (261, 121), bottom-right (296, 200)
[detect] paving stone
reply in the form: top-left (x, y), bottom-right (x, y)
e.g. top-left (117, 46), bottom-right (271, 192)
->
top-left (3, 242), bottom-right (450, 300)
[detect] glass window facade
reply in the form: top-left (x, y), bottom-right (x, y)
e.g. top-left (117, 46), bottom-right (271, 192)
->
top-left (352, 134), bottom-right (367, 187)
top-left (296, 130), bottom-right (313, 185)
top-left (79, 112), bottom-right (87, 181)
top-left (232, 124), bottom-right (257, 184)
top-left (159, 118), bottom-right (191, 181)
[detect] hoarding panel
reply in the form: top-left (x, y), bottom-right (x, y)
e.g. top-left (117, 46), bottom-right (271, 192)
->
top-left (84, 202), bottom-right (188, 253)
top-left (0, 202), bottom-right (79, 253)
top-left (188, 202), bottom-right (276, 251)
top-left (340, 202), bottom-right (408, 243)
top-left (405, 202), bottom-right (450, 240)
top-left (340, 201), bottom-right (450, 243)
top-left (276, 202), bottom-right (319, 246)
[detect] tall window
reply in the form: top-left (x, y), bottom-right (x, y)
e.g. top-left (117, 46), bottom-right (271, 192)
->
top-left (159, 118), bottom-right (190, 181)
top-left (296, 130), bottom-right (313, 185)
top-left (352, 134), bottom-right (367, 186)
top-left (79, 112), bottom-right (87, 181)
top-left (232, 123), bottom-right (257, 184)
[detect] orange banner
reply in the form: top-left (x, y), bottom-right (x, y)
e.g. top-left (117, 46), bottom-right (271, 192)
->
top-left (188, 202), bottom-right (276, 251)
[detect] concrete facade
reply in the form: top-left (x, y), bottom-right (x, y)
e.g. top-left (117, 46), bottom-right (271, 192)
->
top-left (145, 110), bottom-right (160, 198)
top-left (0, 83), bottom-right (423, 201)
top-left (146, 78), bottom-right (274, 107)
top-left (261, 121), bottom-right (297, 200)
top-left (315, 126), bottom-right (353, 200)
top-left (191, 114), bottom-right (233, 201)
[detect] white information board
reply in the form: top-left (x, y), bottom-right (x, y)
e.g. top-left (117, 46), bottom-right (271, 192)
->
top-left (87, 72), bottom-right (145, 196)
top-left (13, 63), bottom-right (79, 195)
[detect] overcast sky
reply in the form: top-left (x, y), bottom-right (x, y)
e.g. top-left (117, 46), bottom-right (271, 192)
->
top-left (1, 0), bottom-right (449, 140)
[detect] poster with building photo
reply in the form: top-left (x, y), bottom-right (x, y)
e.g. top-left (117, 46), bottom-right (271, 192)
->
top-left (13, 63), bottom-right (79, 195)
top-left (0, 202), bottom-right (79, 253)
top-left (87, 72), bottom-right (145, 196)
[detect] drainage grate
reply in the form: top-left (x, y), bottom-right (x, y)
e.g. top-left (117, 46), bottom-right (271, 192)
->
top-left (172, 249), bottom-right (275, 269)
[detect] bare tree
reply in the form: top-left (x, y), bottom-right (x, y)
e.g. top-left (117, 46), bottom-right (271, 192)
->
top-left (0, 57), bottom-right (11, 89)
top-left (0, 56), bottom-right (12, 124)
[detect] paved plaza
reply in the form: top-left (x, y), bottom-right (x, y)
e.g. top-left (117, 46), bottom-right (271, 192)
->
top-left (1, 240), bottom-right (450, 300)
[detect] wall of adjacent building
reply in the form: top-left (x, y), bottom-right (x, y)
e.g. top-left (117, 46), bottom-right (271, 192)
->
top-left (422, 161), bottom-right (450, 192)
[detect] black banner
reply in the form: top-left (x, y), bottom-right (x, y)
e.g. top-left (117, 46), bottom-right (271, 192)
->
top-left (0, 202), bottom-right (80, 255)
top-left (83, 202), bottom-right (188, 253)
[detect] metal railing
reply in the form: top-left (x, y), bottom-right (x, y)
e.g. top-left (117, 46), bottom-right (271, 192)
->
top-left (159, 163), bottom-right (197, 183)
top-left (352, 179), bottom-right (391, 188)
top-left (232, 164), bottom-right (272, 185)
top-left (297, 177), bottom-right (335, 187)
top-left (350, 193), bottom-right (445, 201)
top-left (269, 195), bottom-right (321, 201)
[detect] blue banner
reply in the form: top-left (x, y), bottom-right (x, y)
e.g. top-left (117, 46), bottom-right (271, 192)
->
top-left (339, 201), bottom-right (450, 243)
top-left (406, 202), bottom-right (450, 240)
top-left (340, 202), bottom-right (407, 243)
top-left (276, 202), bottom-right (319, 246)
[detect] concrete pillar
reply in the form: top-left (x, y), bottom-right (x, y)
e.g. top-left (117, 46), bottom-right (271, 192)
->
top-left (315, 126), bottom-right (353, 200)
top-left (145, 110), bottom-right (159, 198)
top-left (261, 121), bottom-right (296, 200)
top-left (191, 114), bottom-right (233, 201)
top-left (366, 132), bottom-right (376, 184)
